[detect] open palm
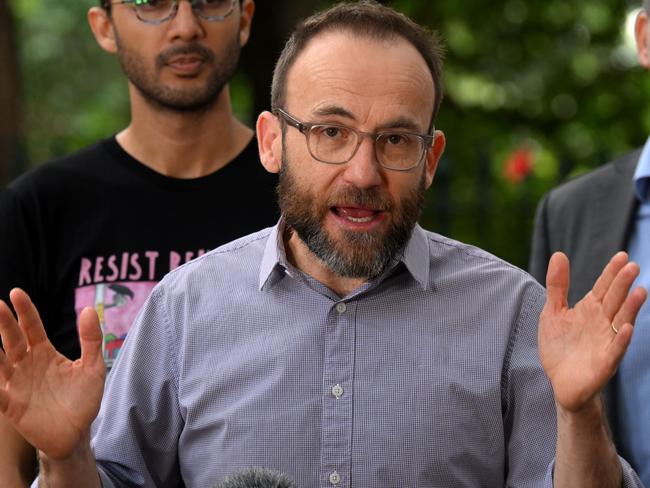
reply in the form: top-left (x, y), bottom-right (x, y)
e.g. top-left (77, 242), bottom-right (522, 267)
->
top-left (0, 289), bottom-right (105, 460)
top-left (539, 252), bottom-right (647, 412)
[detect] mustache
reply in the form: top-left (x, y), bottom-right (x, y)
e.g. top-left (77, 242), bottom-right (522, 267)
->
top-left (327, 186), bottom-right (393, 212)
top-left (156, 43), bottom-right (215, 67)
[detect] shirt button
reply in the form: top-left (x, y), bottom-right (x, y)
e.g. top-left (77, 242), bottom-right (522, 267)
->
top-left (329, 471), bottom-right (341, 485)
top-left (331, 384), bottom-right (344, 399)
top-left (336, 302), bottom-right (347, 313)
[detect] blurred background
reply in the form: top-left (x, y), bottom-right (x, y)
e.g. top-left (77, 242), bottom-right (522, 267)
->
top-left (1, 0), bottom-right (649, 268)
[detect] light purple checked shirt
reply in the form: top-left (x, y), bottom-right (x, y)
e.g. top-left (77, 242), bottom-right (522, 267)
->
top-left (72, 222), bottom-right (642, 487)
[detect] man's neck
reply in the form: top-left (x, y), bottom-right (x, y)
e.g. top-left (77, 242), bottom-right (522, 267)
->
top-left (117, 85), bottom-right (254, 179)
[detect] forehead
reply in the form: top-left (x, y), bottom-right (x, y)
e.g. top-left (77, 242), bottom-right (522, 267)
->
top-left (285, 30), bottom-right (435, 128)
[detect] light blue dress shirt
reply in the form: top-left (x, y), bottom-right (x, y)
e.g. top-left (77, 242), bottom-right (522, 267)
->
top-left (618, 136), bottom-right (650, 485)
top-left (36, 223), bottom-right (641, 487)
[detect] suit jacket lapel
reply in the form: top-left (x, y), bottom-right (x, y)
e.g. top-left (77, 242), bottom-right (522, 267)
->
top-left (590, 151), bottom-right (639, 267)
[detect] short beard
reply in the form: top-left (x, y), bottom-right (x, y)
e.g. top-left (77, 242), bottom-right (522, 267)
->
top-left (114, 29), bottom-right (240, 113)
top-left (277, 152), bottom-right (426, 279)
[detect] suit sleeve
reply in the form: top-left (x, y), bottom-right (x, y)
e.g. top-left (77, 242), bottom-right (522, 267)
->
top-left (529, 193), bottom-right (552, 285)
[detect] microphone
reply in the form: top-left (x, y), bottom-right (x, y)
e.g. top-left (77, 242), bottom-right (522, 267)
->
top-left (216, 467), bottom-right (296, 488)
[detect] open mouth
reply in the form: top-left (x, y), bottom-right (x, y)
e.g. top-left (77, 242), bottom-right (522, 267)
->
top-left (330, 206), bottom-right (386, 228)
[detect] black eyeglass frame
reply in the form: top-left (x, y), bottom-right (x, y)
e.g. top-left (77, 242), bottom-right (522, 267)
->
top-left (273, 108), bottom-right (435, 172)
top-left (103, 0), bottom-right (236, 25)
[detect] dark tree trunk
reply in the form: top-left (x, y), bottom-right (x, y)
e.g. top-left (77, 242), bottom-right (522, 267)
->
top-left (0, 1), bottom-right (22, 188)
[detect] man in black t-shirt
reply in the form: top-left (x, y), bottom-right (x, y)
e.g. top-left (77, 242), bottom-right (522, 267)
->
top-left (0, 1), bottom-right (278, 485)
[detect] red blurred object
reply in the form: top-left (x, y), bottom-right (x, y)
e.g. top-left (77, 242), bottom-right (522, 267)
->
top-left (503, 147), bottom-right (534, 183)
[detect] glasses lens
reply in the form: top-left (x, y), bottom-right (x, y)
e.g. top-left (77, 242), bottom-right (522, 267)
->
top-left (195, 0), bottom-right (234, 19)
top-left (134, 0), bottom-right (175, 22)
top-left (376, 133), bottom-right (424, 169)
top-left (309, 125), bottom-right (358, 164)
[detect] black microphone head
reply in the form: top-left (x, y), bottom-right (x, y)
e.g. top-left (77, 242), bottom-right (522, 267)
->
top-left (216, 467), bottom-right (296, 488)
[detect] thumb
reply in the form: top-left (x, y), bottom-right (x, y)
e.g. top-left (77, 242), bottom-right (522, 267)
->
top-left (78, 307), bottom-right (105, 373)
top-left (545, 252), bottom-right (570, 313)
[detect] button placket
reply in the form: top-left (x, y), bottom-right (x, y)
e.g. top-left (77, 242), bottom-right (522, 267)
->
top-left (321, 300), bottom-right (354, 488)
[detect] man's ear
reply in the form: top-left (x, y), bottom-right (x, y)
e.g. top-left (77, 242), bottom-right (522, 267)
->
top-left (636, 10), bottom-right (650, 68)
top-left (423, 130), bottom-right (446, 189)
top-left (239, 0), bottom-right (255, 47)
top-left (88, 7), bottom-right (118, 54)
top-left (257, 111), bottom-right (283, 174)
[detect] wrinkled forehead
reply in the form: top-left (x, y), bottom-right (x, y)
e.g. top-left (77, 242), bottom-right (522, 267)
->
top-left (284, 30), bottom-right (435, 127)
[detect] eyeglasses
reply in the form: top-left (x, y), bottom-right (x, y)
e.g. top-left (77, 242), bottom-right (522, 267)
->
top-left (104, 0), bottom-right (236, 25)
top-left (274, 109), bottom-right (434, 172)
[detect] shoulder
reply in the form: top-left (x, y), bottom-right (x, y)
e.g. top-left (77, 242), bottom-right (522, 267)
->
top-left (226, 138), bottom-right (275, 175)
top-left (147, 227), bottom-right (274, 325)
top-left (543, 150), bottom-right (639, 210)
top-left (423, 229), bottom-right (543, 294)
top-left (161, 227), bottom-right (273, 288)
top-left (418, 230), bottom-right (546, 334)
top-left (6, 139), bottom-right (113, 196)
top-left (223, 138), bottom-right (275, 181)
top-left (425, 230), bottom-right (527, 271)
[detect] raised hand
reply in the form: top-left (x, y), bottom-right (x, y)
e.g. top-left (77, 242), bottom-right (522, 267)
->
top-left (539, 252), bottom-right (647, 413)
top-left (0, 289), bottom-right (105, 460)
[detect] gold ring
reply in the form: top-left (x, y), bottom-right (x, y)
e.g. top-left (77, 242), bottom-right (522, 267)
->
top-left (611, 323), bottom-right (619, 334)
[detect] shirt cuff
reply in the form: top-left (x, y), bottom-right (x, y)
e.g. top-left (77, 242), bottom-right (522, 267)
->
top-left (545, 457), bottom-right (645, 487)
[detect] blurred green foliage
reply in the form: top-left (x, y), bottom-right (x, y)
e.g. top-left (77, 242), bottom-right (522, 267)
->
top-left (13, 0), bottom-right (130, 163)
top-left (391, 0), bottom-right (650, 267)
top-left (10, 0), bottom-right (650, 267)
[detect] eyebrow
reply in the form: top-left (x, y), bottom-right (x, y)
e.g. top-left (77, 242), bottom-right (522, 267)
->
top-left (311, 105), bottom-right (424, 133)
top-left (312, 105), bottom-right (356, 120)
top-left (378, 117), bottom-right (423, 133)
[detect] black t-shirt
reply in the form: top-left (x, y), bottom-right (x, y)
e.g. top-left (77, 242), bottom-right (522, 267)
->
top-left (0, 137), bottom-right (279, 363)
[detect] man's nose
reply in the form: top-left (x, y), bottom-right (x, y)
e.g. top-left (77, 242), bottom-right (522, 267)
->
top-left (341, 137), bottom-right (383, 189)
top-left (168, 1), bottom-right (205, 41)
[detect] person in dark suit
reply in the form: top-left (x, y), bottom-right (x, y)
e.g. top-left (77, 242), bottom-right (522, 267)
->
top-left (530, 150), bottom-right (639, 303)
top-left (529, 2), bottom-right (650, 482)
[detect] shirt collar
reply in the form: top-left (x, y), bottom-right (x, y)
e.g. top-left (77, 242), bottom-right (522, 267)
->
top-left (258, 219), bottom-right (431, 292)
top-left (400, 224), bottom-right (431, 290)
top-left (258, 220), bottom-right (287, 291)
top-left (634, 135), bottom-right (650, 202)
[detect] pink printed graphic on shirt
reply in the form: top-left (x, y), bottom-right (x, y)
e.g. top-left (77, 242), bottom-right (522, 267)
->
top-left (75, 282), bottom-right (156, 369)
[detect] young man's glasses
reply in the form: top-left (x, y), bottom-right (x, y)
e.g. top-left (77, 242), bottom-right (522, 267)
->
top-left (274, 108), bottom-right (434, 172)
top-left (104, 0), bottom-right (236, 25)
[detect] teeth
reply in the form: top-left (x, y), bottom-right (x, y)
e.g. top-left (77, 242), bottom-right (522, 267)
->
top-left (346, 216), bottom-right (373, 223)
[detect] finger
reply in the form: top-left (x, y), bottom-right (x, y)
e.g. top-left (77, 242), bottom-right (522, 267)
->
top-left (79, 307), bottom-right (105, 373)
top-left (0, 299), bottom-right (28, 363)
top-left (591, 252), bottom-right (629, 302)
top-left (545, 252), bottom-right (570, 313)
top-left (612, 286), bottom-right (648, 332)
top-left (10, 289), bottom-right (48, 348)
top-left (605, 322), bottom-right (634, 372)
top-left (602, 262), bottom-right (640, 321)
